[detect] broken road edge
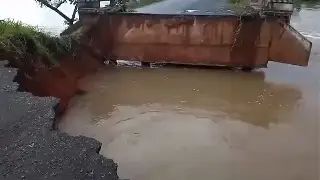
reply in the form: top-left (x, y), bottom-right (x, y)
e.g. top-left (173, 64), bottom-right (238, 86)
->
top-left (0, 61), bottom-right (120, 180)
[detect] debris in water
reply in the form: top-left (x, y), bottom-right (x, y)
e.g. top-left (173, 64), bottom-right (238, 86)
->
top-left (184, 9), bottom-right (199, 13)
top-left (175, 106), bottom-right (182, 110)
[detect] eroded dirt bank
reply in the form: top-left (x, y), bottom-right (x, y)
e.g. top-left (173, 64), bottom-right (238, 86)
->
top-left (8, 44), bottom-right (106, 115)
top-left (0, 62), bottom-right (119, 180)
top-left (0, 31), bottom-right (122, 179)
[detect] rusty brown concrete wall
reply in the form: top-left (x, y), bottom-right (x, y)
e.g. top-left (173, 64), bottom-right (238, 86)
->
top-left (85, 13), bottom-right (311, 68)
top-left (268, 18), bottom-right (311, 66)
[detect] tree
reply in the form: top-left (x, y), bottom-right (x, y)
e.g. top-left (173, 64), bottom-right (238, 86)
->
top-left (34, 0), bottom-right (78, 25)
top-left (35, 0), bottom-right (133, 26)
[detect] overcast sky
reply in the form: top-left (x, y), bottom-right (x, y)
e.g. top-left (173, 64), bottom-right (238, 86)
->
top-left (0, 0), bottom-right (75, 32)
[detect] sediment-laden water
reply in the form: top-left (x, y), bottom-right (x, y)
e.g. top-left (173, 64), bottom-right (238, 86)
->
top-left (59, 5), bottom-right (319, 180)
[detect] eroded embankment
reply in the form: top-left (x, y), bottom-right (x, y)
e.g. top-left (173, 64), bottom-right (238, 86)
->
top-left (0, 20), bottom-right (121, 178)
top-left (0, 60), bottom-right (119, 179)
top-left (8, 43), bottom-right (106, 115)
top-left (0, 19), bottom-right (108, 115)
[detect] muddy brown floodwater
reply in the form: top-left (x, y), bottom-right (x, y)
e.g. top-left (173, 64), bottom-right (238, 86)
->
top-left (59, 6), bottom-right (320, 180)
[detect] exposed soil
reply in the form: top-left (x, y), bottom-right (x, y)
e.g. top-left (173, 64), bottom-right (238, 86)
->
top-left (5, 44), bottom-right (106, 115)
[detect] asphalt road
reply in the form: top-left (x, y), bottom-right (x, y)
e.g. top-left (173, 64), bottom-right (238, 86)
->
top-left (135, 0), bottom-right (239, 15)
top-left (0, 61), bottom-right (119, 180)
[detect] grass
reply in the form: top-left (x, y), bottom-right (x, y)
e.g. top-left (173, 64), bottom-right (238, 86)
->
top-left (0, 19), bottom-right (73, 66)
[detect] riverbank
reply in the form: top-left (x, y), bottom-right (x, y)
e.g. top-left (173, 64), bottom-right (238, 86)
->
top-left (0, 21), bottom-right (120, 179)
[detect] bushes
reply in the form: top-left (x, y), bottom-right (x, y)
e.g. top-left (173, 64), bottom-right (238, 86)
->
top-left (0, 19), bottom-right (73, 66)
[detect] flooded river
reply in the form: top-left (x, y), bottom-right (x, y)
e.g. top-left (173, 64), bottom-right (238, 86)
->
top-left (59, 6), bottom-right (319, 180)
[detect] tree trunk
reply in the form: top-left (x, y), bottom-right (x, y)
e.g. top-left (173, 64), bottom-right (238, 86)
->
top-left (70, 5), bottom-right (78, 25)
top-left (37, 0), bottom-right (73, 25)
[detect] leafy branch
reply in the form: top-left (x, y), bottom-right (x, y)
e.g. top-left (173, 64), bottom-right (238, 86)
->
top-left (34, 0), bottom-right (78, 25)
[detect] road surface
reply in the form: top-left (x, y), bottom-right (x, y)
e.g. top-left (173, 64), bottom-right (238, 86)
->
top-left (135, 0), bottom-right (242, 14)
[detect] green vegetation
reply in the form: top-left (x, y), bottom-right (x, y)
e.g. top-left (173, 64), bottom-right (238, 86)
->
top-left (32, 0), bottom-right (148, 26)
top-left (0, 19), bottom-right (73, 66)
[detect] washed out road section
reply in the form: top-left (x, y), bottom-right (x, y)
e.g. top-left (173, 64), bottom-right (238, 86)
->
top-left (0, 63), bottom-right (119, 180)
top-left (59, 6), bottom-right (320, 180)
